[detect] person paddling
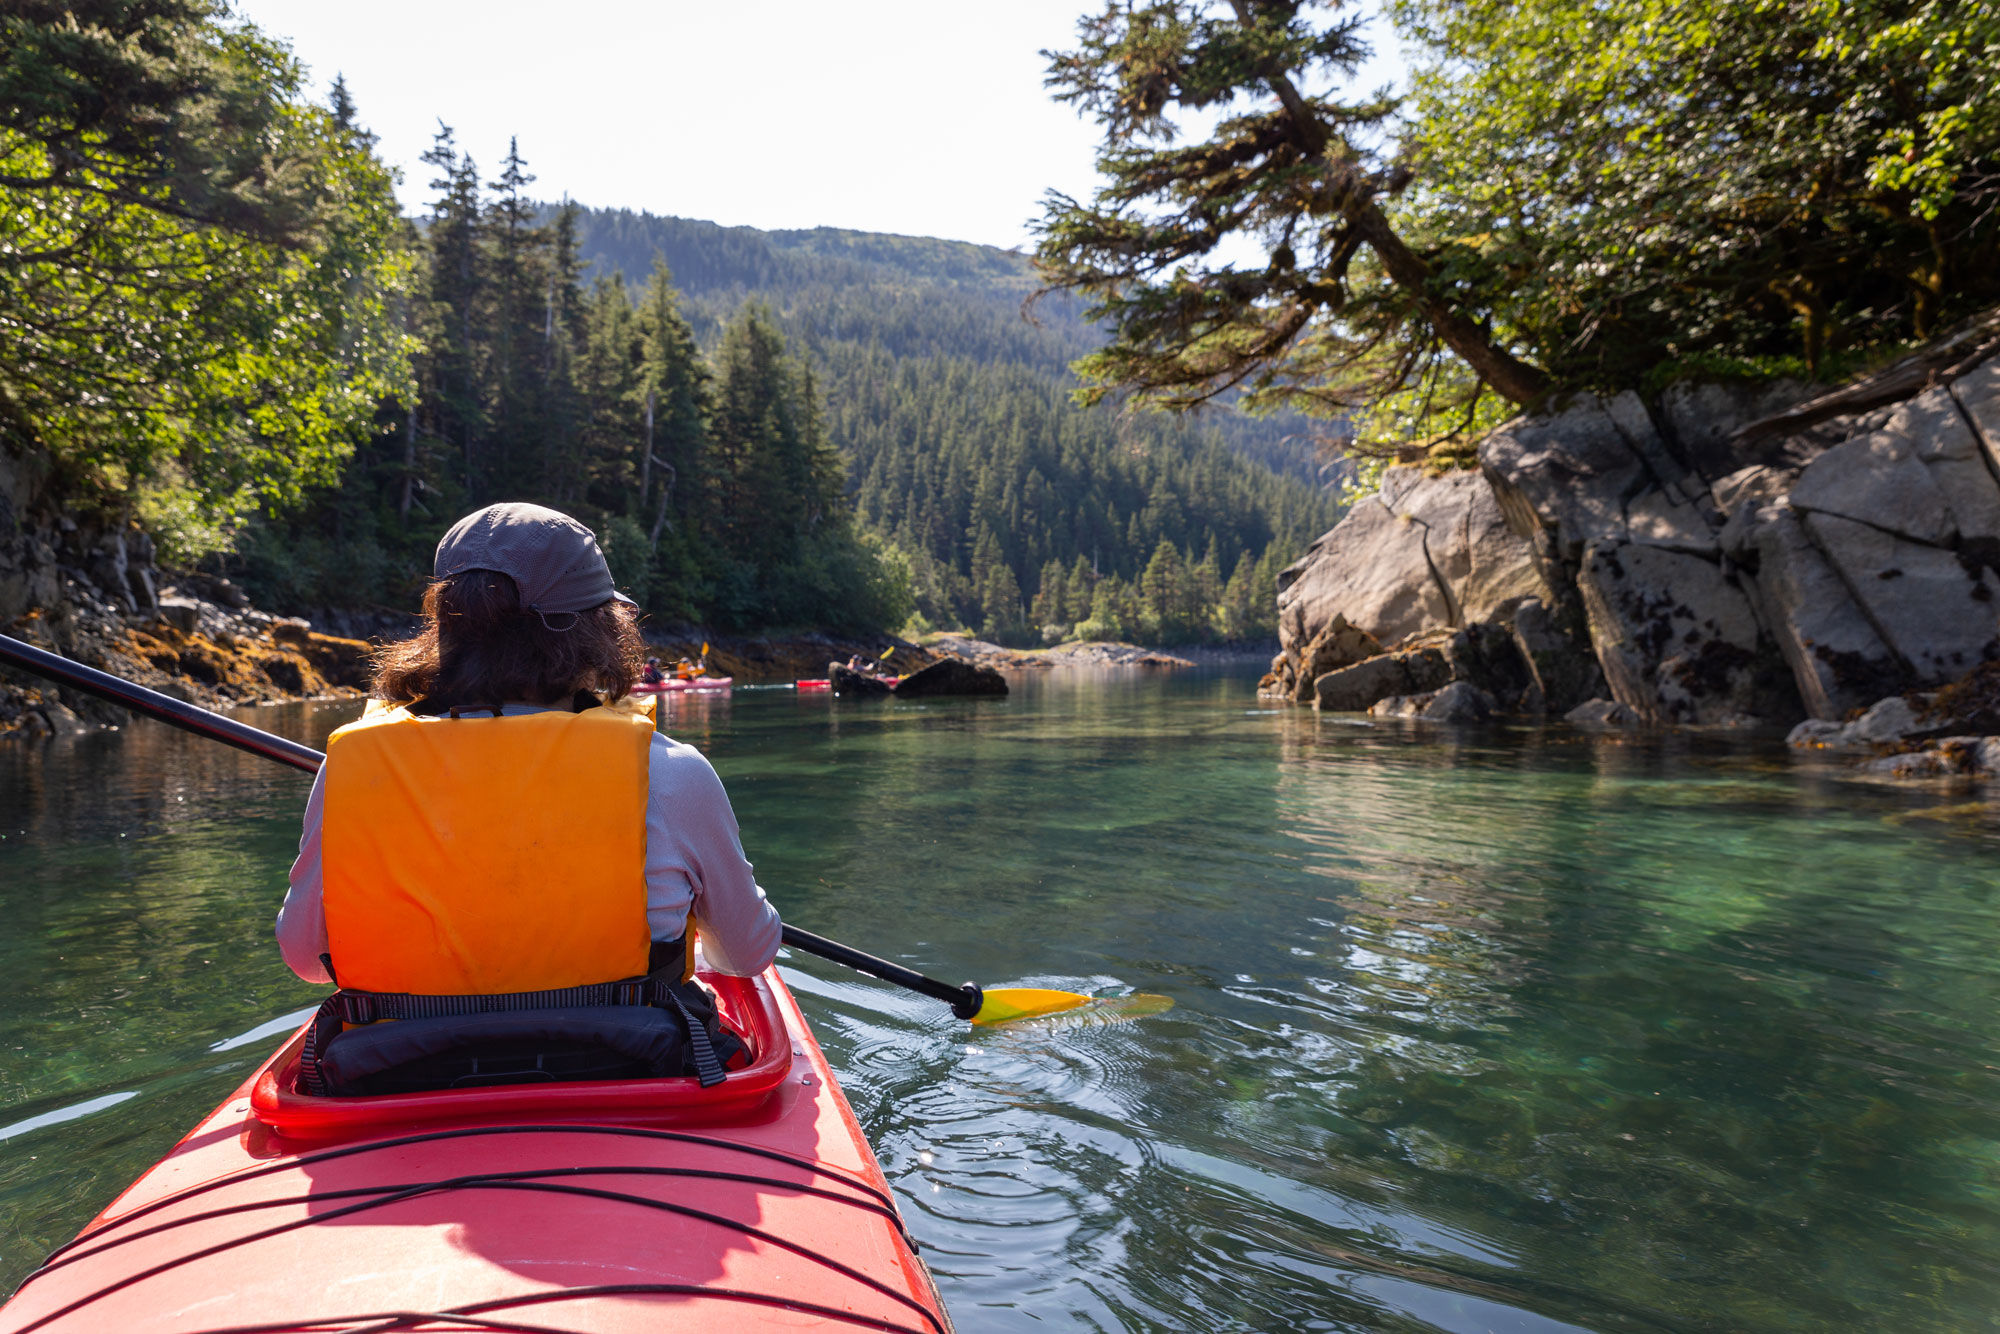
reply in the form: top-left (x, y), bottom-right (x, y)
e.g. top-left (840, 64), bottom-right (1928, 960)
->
top-left (274, 502), bottom-right (781, 1094)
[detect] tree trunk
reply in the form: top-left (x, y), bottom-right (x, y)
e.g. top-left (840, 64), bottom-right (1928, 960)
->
top-left (648, 454), bottom-right (676, 550)
top-left (639, 389), bottom-right (654, 510)
top-left (398, 404), bottom-right (416, 521)
top-left (1237, 24), bottom-right (1554, 407)
top-left (1347, 201), bottom-right (1552, 405)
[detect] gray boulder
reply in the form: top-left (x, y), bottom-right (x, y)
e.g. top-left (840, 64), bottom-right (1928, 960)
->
top-left (1480, 390), bottom-right (1716, 563)
top-left (1312, 647), bottom-right (1450, 712)
top-left (1441, 619), bottom-right (1534, 706)
top-left (270, 616), bottom-right (314, 646)
top-left (1734, 503), bottom-right (1906, 719)
top-left (1784, 692), bottom-right (1936, 750)
top-left (1786, 719), bottom-right (1847, 749)
top-left (1276, 466), bottom-right (1542, 659)
top-left (1797, 511), bottom-right (2000, 684)
top-left (1954, 358), bottom-right (2000, 468)
top-left (1510, 598), bottom-right (1604, 714)
top-left (1852, 694), bottom-right (1926, 744)
top-left (153, 596), bottom-right (201, 635)
top-left (1367, 681), bottom-right (1498, 722)
top-left (1574, 540), bottom-right (1787, 724)
top-left (1282, 614), bottom-right (1383, 703)
top-left (1420, 681), bottom-right (1496, 722)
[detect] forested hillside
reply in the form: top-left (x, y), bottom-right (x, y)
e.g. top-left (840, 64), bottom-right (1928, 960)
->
top-left (564, 207), bottom-right (1340, 641)
top-left (231, 171), bottom-right (1339, 644)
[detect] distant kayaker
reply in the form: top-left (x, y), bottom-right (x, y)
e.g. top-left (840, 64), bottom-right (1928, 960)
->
top-left (274, 502), bottom-right (781, 1092)
top-left (642, 656), bottom-right (665, 685)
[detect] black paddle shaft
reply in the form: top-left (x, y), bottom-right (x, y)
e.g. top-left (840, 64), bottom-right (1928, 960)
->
top-left (0, 631), bottom-right (324, 774)
top-left (781, 925), bottom-right (983, 1020)
top-left (0, 631), bottom-right (988, 1019)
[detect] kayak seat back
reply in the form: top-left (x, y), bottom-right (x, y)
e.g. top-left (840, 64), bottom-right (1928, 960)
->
top-left (318, 1005), bottom-right (694, 1095)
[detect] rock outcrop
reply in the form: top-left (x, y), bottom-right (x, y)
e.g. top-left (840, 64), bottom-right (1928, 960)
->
top-left (1274, 466), bottom-right (1543, 669)
top-left (829, 663), bottom-right (893, 697)
top-left (1269, 313), bottom-right (2000, 727)
top-left (891, 658), bottom-right (1009, 697)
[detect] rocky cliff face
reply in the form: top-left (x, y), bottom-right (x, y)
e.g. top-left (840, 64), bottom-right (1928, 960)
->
top-left (1266, 319), bottom-right (2000, 725)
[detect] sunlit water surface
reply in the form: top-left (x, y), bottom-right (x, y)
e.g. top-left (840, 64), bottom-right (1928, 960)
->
top-left (4, 668), bottom-right (1999, 1331)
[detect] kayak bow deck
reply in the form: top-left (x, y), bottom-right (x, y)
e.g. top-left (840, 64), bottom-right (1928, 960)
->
top-left (1, 967), bottom-right (953, 1334)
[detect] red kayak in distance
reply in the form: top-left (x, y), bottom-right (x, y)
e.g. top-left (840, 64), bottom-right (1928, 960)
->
top-left (0, 967), bottom-right (954, 1334)
top-left (795, 677), bottom-right (897, 693)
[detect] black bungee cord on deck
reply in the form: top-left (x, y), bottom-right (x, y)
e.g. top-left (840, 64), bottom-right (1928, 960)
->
top-left (12, 1124), bottom-right (941, 1334)
top-left (12, 1174), bottom-right (944, 1334)
top-left (181, 1282), bottom-right (942, 1334)
top-left (30, 1121), bottom-right (904, 1273)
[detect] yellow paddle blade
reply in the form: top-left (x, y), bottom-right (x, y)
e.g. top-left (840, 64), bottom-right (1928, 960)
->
top-left (1016, 993), bottom-right (1177, 1032)
top-left (971, 987), bottom-right (1094, 1025)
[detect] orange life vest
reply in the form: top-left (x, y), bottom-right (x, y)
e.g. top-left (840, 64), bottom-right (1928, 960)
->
top-left (321, 698), bottom-right (658, 995)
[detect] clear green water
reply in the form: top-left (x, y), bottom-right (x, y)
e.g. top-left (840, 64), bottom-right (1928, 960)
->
top-left (4, 668), bottom-right (2000, 1331)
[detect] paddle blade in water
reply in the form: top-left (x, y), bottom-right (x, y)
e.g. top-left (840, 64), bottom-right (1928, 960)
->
top-left (971, 987), bottom-right (1094, 1025)
top-left (1015, 993), bottom-right (1177, 1032)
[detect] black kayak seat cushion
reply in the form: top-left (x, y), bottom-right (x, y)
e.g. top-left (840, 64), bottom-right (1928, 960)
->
top-left (319, 1005), bottom-right (689, 1096)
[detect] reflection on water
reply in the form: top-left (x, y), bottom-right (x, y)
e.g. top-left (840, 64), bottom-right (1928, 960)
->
top-left (4, 671), bottom-right (2000, 1331)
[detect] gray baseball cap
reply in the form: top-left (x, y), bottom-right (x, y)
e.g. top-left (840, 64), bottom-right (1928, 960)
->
top-left (434, 503), bottom-right (636, 616)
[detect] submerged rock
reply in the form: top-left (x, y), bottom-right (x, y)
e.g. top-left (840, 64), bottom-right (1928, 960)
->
top-left (1566, 698), bottom-right (1639, 728)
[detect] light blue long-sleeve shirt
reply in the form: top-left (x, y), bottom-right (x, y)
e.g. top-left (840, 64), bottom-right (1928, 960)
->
top-left (275, 705), bottom-right (782, 984)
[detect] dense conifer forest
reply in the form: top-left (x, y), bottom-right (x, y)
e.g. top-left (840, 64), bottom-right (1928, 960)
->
top-left (561, 207), bottom-right (1338, 641)
top-left (230, 145), bottom-right (1339, 644)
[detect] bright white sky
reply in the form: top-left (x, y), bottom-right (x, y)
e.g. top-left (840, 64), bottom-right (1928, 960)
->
top-left (232, 1), bottom-right (1407, 253)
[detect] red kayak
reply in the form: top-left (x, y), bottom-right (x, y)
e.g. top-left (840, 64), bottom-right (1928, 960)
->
top-left (0, 967), bottom-right (953, 1333)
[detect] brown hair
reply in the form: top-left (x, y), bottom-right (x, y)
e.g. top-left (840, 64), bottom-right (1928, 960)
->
top-left (372, 572), bottom-right (643, 708)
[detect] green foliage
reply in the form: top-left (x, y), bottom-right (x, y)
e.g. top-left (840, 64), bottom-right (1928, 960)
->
top-left (3, 7), bottom-right (1335, 642)
top-left (133, 467), bottom-right (233, 567)
top-left (0, 0), bottom-right (416, 524)
top-left (1034, 0), bottom-right (1553, 443)
top-left (1391, 0), bottom-right (2000, 380)
top-left (598, 514), bottom-right (652, 602)
top-left (1034, 0), bottom-right (2000, 452)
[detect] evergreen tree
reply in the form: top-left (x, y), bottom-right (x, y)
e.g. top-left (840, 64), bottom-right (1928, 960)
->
top-left (1030, 557), bottom-right (1069, 629)
top-left (418, 125), bottom-right (484, 494)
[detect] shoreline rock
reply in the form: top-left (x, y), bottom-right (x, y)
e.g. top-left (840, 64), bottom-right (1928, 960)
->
top-left (892, 658), bottom-right (1009, 697)
top-left (1265, 311), bottom-right (2000, 741)
top-left (921, 635), bottom-right (1200, 671)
